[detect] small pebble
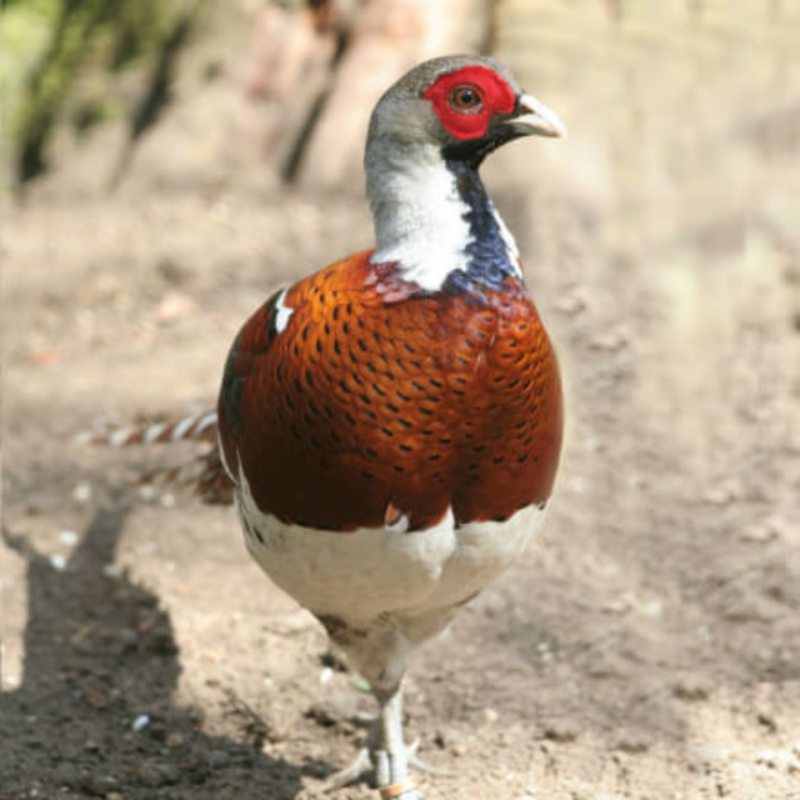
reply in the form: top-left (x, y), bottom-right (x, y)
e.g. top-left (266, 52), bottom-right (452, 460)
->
top-left (641, 599), bottom-right (664, 618)
top-left (155, 291), bottom-right (195, 324)
top-left (614, 731), bottom-right (652, 753)
top-left (132, 714), bottom-right (151, 732)
top-left (755, 749), bottom-right (784, 769)
top-left (741, 517), bottom-right (783, 543)
top-left (58, 530), bottom-right (79, 546)
top-left (538, 649), bottom-right (553, 664)
top-left (740, 524), bottom-right (777, 543)
top-left (319, 667), bottom-right (334, 685)
top-left (482, 708), bottom-right (499, 724)
top-left (49, 554), bottom-right (67, 571)
top-left (627, 473), bottom-right (646, 489)
top-left (589, 331), bottom-right (627, 351)
top-left (702, 486), bottom-right (737, 506)
top-left (138, 485), bottom-right (157, 503)
top-left (569, 477), bottom-right (587, 494)
top-left (555, 294), bottom-right (586, 315)
top-left (73, 482), bottom-right (92, 503)
top-left (756, 712), bottom-right (777, 733)
top-left (160, 493), bottom-right (176, 509)
top-left (166, 732), bottom-right (185, 748)
top-left (80, 775), bottom-right (117, 795)
top-left (542, 720), bottom-right (579, 743)
top-left (102, 563), bottom-right (124, 578)
top-left (672, 676), bottom-right (712, 702)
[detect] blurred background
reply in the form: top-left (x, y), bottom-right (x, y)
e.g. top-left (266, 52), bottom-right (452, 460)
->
top-left (3, 1), bottom-right (800, 798)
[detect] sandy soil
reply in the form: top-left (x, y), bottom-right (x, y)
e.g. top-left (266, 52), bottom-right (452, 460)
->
top-left (3, 2), bottom-right (800, 799)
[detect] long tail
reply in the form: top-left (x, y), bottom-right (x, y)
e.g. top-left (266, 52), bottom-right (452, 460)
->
top-left (77, 409), bottom-right (234, 505)
top-left (75, 409), bottom-right (219, 447)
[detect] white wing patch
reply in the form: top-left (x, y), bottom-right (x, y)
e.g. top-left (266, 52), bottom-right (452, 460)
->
top-left (274, 288), bottom-right (294, 333)
top-left (385, 512), bottom-right (410, 534)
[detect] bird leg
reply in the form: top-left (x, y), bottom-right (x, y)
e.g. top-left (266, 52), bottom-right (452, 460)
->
top-left (375, 690), bottom-right (416, 793)
top-left (322, 687), bottom-right (422, 798)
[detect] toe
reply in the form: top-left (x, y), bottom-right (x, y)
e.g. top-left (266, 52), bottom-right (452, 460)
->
top-left (322, 747), bottom-right (372, 792)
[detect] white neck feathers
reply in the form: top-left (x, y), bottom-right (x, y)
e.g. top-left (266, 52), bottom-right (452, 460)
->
top-left (366, 141), bottom-right (521, 292)
top-left (366, 142), bottom-right (470, 291)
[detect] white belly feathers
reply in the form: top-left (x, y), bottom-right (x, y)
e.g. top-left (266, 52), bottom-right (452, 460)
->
top-left (235, 464), bottom-right (546, 626)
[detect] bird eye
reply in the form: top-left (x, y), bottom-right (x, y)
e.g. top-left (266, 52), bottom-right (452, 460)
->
top-left (450, 85), bottom-right (483, 112)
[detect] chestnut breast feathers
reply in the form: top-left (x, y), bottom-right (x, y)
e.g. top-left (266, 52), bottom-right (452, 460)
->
top-left (217, 251), bottom-right (562, 532)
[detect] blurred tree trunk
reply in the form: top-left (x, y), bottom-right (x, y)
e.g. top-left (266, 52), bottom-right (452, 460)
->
top-left (13, 0), bottom-right (182, 185)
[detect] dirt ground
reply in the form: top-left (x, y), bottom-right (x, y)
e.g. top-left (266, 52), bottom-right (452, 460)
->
top-left (3, 2), bottom-right (800, 799)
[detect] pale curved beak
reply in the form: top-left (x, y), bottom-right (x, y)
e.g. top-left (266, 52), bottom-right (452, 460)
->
top-left (510, 93), bottom-right (567, 139)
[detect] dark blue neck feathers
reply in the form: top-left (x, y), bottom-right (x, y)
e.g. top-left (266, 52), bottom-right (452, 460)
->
top-left (443, 160), bottom-right (521, 299)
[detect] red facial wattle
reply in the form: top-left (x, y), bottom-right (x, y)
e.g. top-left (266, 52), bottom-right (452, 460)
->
top-left (423, 65), bottom-right (516, 140)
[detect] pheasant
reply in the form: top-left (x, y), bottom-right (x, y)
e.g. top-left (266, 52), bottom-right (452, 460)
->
top-left (215, 55), bottom-right (565, 798)
top-left (90, 55), bottom-right (565, 799)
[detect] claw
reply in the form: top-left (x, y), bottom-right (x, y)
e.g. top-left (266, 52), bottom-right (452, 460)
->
top-left (406, 739), bottom-right (448, 777)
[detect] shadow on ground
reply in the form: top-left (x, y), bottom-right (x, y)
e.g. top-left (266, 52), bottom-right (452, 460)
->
top-left (0, 498), bottom-right (328, 799)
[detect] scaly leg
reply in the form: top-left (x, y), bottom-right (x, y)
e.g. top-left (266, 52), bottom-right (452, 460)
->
top-left (322, 687), bottom-right (422, 798)
top-left (374, 690), bottom-right (419, 797)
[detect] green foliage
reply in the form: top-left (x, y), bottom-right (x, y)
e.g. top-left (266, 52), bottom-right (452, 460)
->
top-left (6, 0), bottom-right (183, 184)
top-left (0, 0), bottom-right (58, 96)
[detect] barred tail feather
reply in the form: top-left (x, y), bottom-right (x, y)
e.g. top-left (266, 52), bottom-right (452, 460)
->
top-left (75, 409), bottom-right (219, 447)
top-left (140, 448), bottom-right (234, 506)
top-left (76, 408), bottom-right (234, 505)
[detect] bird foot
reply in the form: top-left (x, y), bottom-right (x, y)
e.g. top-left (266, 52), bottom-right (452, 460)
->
top-left (321, 742), bottom-right (426, 797)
